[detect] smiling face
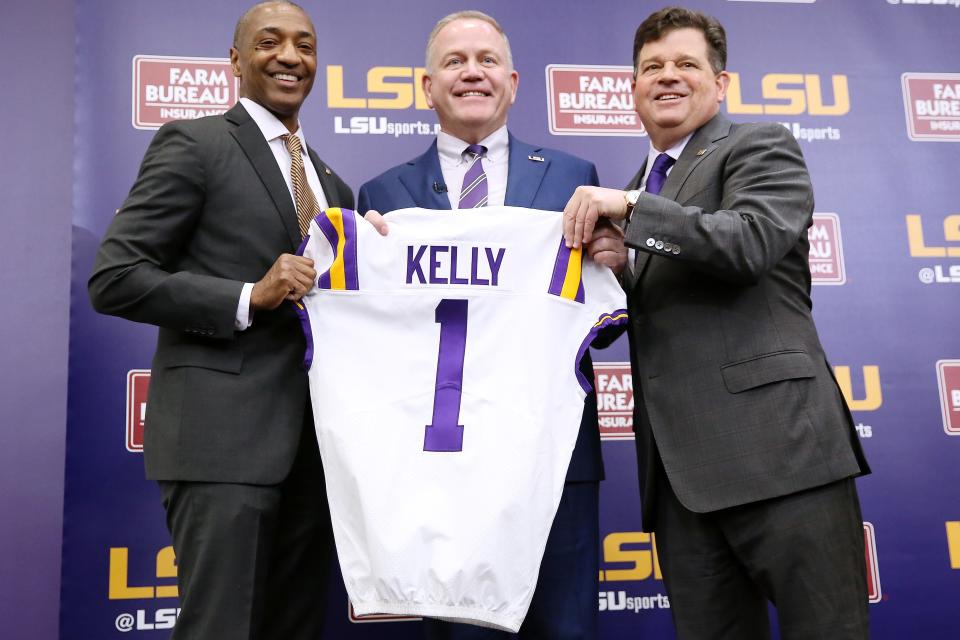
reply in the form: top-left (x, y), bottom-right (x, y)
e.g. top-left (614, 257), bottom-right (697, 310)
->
top-left (633, 27), bottom-right (729, 150)
top-left (422, 18), bottom-right (519, 144)
top-left (230, 2), bottom-right (317, 132)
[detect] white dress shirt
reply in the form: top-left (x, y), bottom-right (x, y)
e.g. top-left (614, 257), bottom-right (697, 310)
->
top-left (437, 125), bottom-right (509, 209)
top-left (235, 97), bottom-right (330, 329)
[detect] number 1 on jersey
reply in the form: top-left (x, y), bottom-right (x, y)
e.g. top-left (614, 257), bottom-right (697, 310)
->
top-left (424, 299), bottom-right (468, 452)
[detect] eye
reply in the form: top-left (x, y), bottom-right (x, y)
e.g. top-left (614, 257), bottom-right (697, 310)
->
top-left (445, 57), bottom-right (462, 68)
top-left (482, 55), bottom-right (497, 65)
top-left (298, 43), bottom-right (315, 54)
top-left (256, 38), bottom-right (278, 49)
top-left (642, 63), bottom-right (661, 74)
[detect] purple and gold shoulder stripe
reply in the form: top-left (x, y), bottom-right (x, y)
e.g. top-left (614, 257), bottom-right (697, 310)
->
top-left (548, 237), bottom-right (584, 303)
top-left (315, 207), bottom-right (360, 290)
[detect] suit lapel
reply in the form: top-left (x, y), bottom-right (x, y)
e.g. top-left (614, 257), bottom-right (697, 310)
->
top-left (659, 114), bottom-right (730, 202)
top-left (398, 141), bottom-right (451, 210)
top-left (306, 146), bottom-right (342, 209)
top-left (504, 134), bottom-right (548, 208)
top-left (226, 104), bottom-right (301, 249)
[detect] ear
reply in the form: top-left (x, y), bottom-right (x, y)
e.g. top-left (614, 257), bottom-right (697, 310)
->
top-left (715, 70), bottom-right (730, 103)
top-left (229, 47), bottom-right (241, 77)
top-left (508, 69), bottom-right (519, 105)
top-left (422, 72), bottom-right (435, 110)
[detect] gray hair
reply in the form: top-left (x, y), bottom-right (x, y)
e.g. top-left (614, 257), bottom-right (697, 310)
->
top-left (425, 10), bottom-right (513, 72)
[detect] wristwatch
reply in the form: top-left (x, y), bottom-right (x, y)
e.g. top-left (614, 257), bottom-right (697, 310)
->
top-left (623, 189), bottom-right (642, 223)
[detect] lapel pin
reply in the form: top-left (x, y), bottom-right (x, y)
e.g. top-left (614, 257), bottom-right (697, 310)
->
top-left (696, 149), bottom-right (706, 156)
top-left (324, 166), bottom-right (332, 175)
top-left (528, 155), bottom-right (545, 162)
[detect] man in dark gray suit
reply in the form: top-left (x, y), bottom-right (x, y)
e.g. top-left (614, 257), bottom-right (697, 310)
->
top-left (563, 7), bottom-right (870, 639)
top-left (89, 2), bottom-right (358, 638)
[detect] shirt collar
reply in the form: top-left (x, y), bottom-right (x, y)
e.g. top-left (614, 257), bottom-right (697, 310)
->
top-left (240, 97), bottom-right (307, 149)
top-left (437, 125), bottom-right (509, 168)
top-left (646, 132), bottom-right (693, 170)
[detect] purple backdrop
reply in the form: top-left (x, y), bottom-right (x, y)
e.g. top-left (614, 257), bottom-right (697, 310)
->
top-left (0, 1), bottom-right (73, 639)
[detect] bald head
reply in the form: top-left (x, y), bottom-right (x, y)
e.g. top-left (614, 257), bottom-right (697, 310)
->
top-left (233, 0), bottom-right (308, 47)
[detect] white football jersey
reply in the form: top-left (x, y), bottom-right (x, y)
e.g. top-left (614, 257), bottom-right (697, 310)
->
top-left (295, 206), bottom-right (626, 632)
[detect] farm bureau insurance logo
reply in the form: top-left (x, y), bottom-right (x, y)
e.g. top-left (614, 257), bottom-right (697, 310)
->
top-left (126, 370), bottom-right (150, 452)
top-left (133, 56), bottom-right (238, 130)
top-left (809, 213), bottom-right (846, 285)
top-left (545, 65), bottom-right (645, 137)
top-left (594, 364), bottom-right (634, 439)
top-left (864, 522), bottom-right (882, 603)
top-left (937, 360), bottom-right (960, 435)
top-left (901, 73), bottom-right (960, 141)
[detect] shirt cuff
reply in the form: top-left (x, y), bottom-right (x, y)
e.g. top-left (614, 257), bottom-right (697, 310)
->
top-left (235, 282), bottom-right (255, 330)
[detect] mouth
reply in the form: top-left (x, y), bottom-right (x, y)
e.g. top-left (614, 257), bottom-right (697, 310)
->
top-left (455, 90), bottom-right (491, 98)
top-left (654, 92), bottom-right (686, 102)
top-left (271, 72), bottom-right (301, 86)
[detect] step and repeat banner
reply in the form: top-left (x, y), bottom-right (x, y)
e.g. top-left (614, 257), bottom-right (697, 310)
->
top-left (65, 1), bottom-right (959, 638)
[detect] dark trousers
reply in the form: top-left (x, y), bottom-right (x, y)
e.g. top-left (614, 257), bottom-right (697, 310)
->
top-left (655, 473), bottom-right (869, 640)
top-left (158, 422), bottom-right (332, 640)
top-left (422, 481), bottom-right (599, 640)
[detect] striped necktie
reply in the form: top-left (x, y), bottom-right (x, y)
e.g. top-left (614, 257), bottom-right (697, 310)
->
top-left (458, 144), bottom-right (488, 209)
top-left (283, 133), bottom-right (319, 237)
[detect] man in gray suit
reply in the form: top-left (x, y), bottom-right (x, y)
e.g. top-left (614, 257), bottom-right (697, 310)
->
top-left (89, 2), bottom-right (359, 638)
top-left (563, 7), bottom-right (870, 639)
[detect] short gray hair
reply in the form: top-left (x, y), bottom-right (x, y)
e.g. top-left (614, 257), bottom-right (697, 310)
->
top-left (425, 10), bottom-right (513, 72)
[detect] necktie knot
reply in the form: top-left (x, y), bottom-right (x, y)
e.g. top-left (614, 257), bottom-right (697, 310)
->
top-left (284, 133), bottom-right (302, 155)
top-left (464, 144), bottom-right (487, 160)
top-left (646, 152), bottom-right (675, 196)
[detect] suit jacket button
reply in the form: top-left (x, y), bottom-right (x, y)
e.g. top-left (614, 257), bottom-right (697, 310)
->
top-left (655, 240), bottom-right (664, 250)
top-left (645, 238), bottom-right (656, 248)
top-left (663, 242), bottom-right (672, 252)
top-left (672, 246), bottom-right (681, 255)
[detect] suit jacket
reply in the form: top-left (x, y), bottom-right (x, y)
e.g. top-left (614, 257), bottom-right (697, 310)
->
top-left (623, 114), bottom-right (868, 527)
top-left (357, 133), bottom-right (605, 482)
top-left (89, 102), bottom-right (354, 484)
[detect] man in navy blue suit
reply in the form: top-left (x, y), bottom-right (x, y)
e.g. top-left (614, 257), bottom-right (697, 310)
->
top-left (359, 10), bottom-right (603, 640)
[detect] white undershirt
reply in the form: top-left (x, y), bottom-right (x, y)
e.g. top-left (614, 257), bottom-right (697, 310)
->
top-left (437, 125), bottom-right (509, 209)
top-left (235, 97), bottom-right (330, 330)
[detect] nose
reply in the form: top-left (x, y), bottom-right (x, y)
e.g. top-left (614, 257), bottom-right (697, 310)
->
top-left (276, 40), bottom-right (299, 65)
top-left (658, 62), bottom-right (679, 82)
top-left (461, 59), bottom-right (484, 80)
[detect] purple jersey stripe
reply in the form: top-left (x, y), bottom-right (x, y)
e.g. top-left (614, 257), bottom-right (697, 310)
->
top-left (575, 279), bottom-right (585, 304)
top-left (316, 211), bottom-right (341, 290)
top-left (293, 299), bottom-right (315, 371)
top-left (548, 237), bottom-right (571, 297)
top-left (574, 309), bottom-right (629, 393)
top-left (341, 208), bottom-right (360, 290)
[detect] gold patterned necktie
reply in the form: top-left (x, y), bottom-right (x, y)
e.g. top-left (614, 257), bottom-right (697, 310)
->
top-left (283, 133), bottom-right (319, 237)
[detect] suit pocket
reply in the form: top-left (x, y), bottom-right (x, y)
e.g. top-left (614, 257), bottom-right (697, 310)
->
top-left (721, 350), bottom-right (815, 394)
top-left (160, 343), bottom-right (243, 374)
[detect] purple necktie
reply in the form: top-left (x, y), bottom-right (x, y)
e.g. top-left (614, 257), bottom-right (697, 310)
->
top-left (458, 144), bottom-right (488, 208)
top-left (645, 152), bottom-right (675, 195)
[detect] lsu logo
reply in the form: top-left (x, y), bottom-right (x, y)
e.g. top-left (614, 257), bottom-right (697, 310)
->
top-left (132, 56), bottom-right (238, 129)
top-left (864, 522), bottom-right (882, 603)
top-left (126, 370), bottom-right (150, 452)
top-left (834, 366), bottom-right (883, 412)
top-left (109, 546), bottom-right (177, 600)
top-left (808, 213), bottom-right (846, 285)
top-left (936, 360), bottom-right (960, 435)
top-left (594, 363), bottom-right (635, 440)
top-left (906, 214), bottom-right (960, 257)
top-left (726, 73), bottom-right (849, 116)
top-left (599, 532), bottom-right (662, 582)
top-left (326, 65), bottom-right (429, 110)
top-left (947, 521), bottom-right (960, 569)
top-left (906, 214), bottom-right (960, 284)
